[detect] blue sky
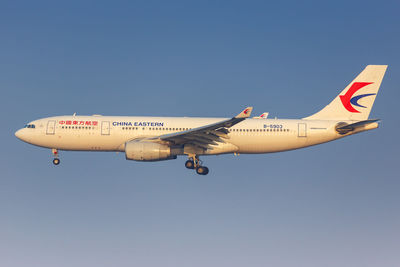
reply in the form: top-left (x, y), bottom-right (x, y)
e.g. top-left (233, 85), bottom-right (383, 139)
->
top-left (1, 1), bottom-right (399, 266)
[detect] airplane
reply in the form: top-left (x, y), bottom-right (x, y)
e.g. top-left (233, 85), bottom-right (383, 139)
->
top-left (15, 65), bottom-right (387, 175)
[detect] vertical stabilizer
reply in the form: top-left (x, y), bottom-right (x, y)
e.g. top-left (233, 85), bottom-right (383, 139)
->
top-left (304, 65), bottom-right (387, 121)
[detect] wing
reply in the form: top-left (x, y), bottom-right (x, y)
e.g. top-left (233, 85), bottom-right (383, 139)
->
top-left (148, 107), bottom-right (253, 150)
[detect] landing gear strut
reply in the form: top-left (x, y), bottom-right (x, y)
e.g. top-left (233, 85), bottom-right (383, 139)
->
top-left (185, 155), bottom-right (209, 175)
top-left (52, 148), bottom-right (60, 165)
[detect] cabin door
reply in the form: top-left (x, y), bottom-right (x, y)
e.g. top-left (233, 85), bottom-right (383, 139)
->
top-left (46, 120), bottom-right (56, 135)
top-left (101, 121), bottom-right (110, 135)
top-left (298, 123), bottom-right (307, 137)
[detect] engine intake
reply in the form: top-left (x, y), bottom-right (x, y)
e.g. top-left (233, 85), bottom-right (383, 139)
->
top-left (125, 141), bottom-right (176, 161)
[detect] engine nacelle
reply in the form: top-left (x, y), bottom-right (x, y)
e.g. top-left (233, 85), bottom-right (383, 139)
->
top-left (125, 141), bottom-right (177, 161)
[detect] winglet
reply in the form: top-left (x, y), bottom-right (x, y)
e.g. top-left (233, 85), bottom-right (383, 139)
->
top-left (235, 107), bottom-right (253, 118)
top-left (253, 112), bottom-right (269, 119)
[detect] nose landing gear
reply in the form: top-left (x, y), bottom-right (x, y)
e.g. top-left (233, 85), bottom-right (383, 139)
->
top-left (52, 148), bottom-right (60, 165)
top-left (185, 155), bottom-right (209, 175)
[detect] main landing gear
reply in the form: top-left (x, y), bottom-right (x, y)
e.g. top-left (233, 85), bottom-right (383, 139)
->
top-left (52, 148), bottom-right (60, 165)
top-left (185, 155), bottom-right (209, 175)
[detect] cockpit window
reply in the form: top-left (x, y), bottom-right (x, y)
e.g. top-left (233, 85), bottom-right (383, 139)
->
top-left (24, 124), bottom-right (36, 128)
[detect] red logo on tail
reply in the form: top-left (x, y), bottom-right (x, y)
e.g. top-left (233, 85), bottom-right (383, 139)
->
top-left (339, 82), bottom-right (373, 113)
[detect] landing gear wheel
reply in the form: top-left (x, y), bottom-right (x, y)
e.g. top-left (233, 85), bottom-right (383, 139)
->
top-left (185, 160), bottom-right (195, 169)
top-left (53, 158), bottom-right (60, 165)
top-left (196, 166), bottom-right (209, 175)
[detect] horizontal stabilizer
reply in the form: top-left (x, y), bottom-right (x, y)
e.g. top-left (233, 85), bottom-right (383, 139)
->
top-left (335, 119), bottom-right (379, 134)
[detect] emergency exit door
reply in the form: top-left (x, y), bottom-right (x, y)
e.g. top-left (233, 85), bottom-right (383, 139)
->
top-left (298, 123), bottom-right (307, 137)
top-left (101, 121), bottom-right (110, 135)
top-left (46, 120), bottom-right (56, 135)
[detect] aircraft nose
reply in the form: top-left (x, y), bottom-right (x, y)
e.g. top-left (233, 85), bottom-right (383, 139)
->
top-left (15, 129), bottom-right (24, 140)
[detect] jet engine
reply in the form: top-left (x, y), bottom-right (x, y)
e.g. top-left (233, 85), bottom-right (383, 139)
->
top-left (125, 141), bottom-right (177, 161)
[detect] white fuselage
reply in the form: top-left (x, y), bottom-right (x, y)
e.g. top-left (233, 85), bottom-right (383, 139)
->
top-left (15, 115), bottom-right (366, 156)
